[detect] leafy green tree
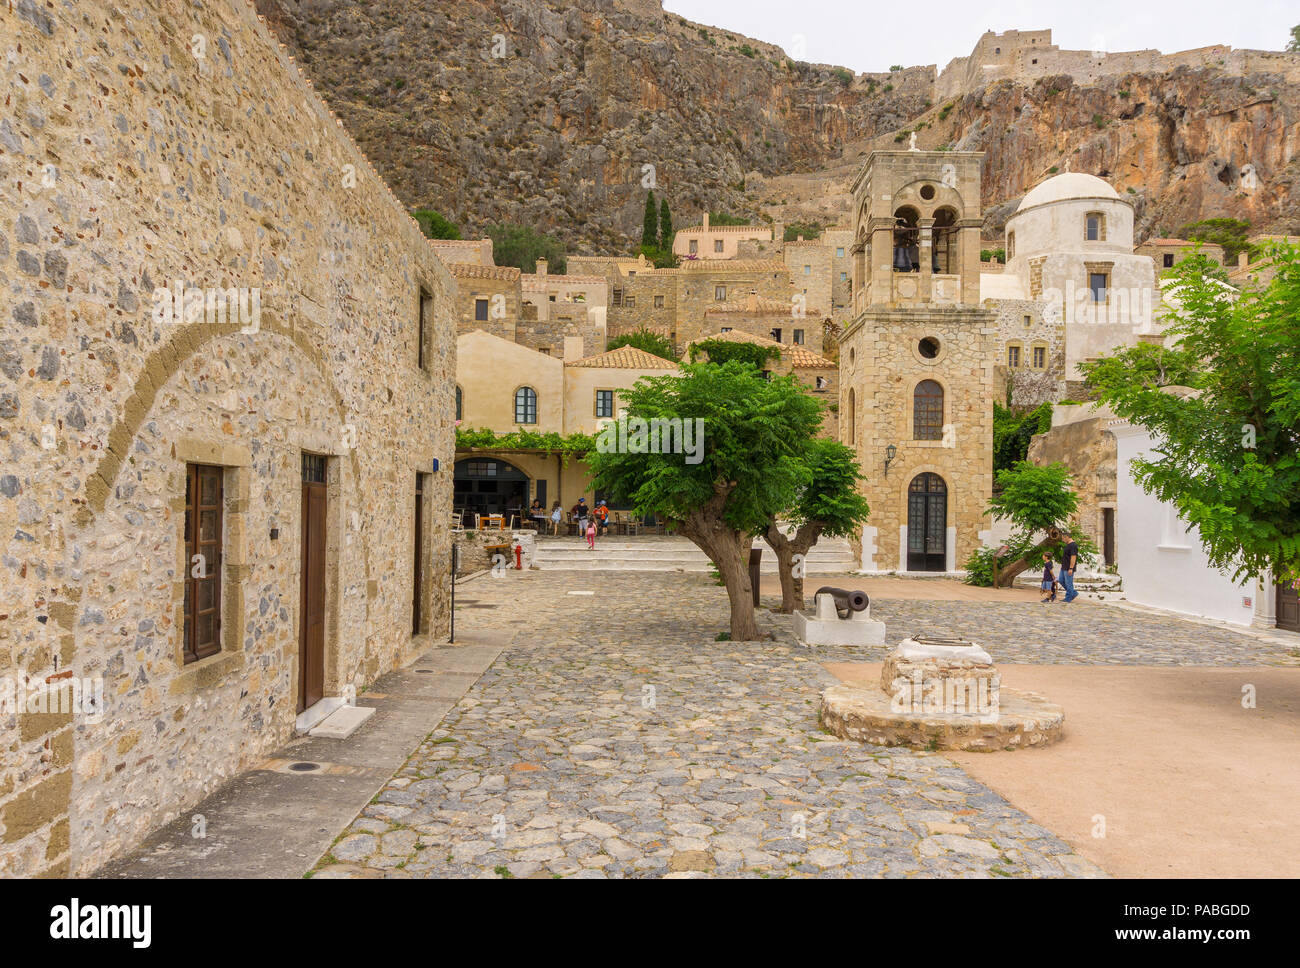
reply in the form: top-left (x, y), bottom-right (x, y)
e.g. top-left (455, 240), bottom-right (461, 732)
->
top-left (964, 461), bottom-right (1092, 586)
top-left (708, 212), bottom-right (751, 226)
top-left (642, 191), bottom-right (658, 251)
top-left (412, 209), bottom-right (461, 240)
top-left (1287, 24), bottom-right (1300, 52)
top-left (783, 222), bottom-right (822, 242)
top-left (657, 197), bottom-right (673, 251)
top-left (587, 362), bottom-right (822, 639)
top-left (761, 439), bottom-right (871, 612)
top-left (486, 224), bottom-right (566, 274)
top-left (993, 402), bottom-right (1052, 475)
top-left (1081, 243), bottom-right (1300, 585)
top-left (1177, 217), bottom-right (1254, 264)
top-left (687, 338), bottom-right (780, 371)
top-left (607, 328), bottom-right (677, 361)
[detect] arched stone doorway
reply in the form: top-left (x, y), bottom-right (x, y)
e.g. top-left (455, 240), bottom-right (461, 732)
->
top-left (454, 457), bottom-right (530, 519)
top-left (907, 472), bottom-right (948, 572)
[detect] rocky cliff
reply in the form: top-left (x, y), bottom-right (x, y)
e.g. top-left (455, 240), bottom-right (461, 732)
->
top-left (252, 0), bottom-right (931, 249)
top-left (255, 0), bottom-right (1300, 249)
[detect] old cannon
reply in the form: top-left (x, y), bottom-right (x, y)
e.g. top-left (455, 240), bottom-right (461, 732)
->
top-left (812, 586), bottom-right (870, 619)
top-left (794, 586), bottom-right (885, 647)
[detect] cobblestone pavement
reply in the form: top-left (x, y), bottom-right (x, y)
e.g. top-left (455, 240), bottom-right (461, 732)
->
top-left (312, 572), bottom-right (1292, 879)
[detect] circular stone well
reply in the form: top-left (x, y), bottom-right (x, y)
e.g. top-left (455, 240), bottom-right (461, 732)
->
top-left (818, 632), bottom-right (1065, 752)
top-left (819, 683), bottom-right (1064, 752)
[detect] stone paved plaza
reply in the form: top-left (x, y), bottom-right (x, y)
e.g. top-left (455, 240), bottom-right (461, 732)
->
top-left (311, 572), bottom-right (1293, 879)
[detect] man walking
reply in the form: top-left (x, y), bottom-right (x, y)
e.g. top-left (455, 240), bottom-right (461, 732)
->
top-left (1059, 533), bottom-right (1079, 603)
top-left (570, 497), bottom-right (589, 538)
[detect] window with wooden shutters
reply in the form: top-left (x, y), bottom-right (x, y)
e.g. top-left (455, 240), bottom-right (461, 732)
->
top-left (913, 380), bottom-right (944, 441)
top-left (183, 463), bottom-right (223, 664)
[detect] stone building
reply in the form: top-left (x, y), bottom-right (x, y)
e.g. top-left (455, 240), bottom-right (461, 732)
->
top-left (567, 253), bottom-right (796, 352)
top-left (682, 330), bottom-right (839, 438)
top-left (840, 150), bottom-right (996, 573)
top-left (447, 263), bottom-right (524, 343)
top-left (1137, 238), bottom-right (1225, 271)
top-left (935, 29), bottom-right (1300, 102)
top-left (454, 332), bottom-right (679, 516)
top-left (993, 172), bottom-right (1157, 395)
top-left (0, 0), bottom-right (456, 876)
top-left (671, 213), bottom-right (773, 260)
top-left (702, 293), bottom-right (825, 349)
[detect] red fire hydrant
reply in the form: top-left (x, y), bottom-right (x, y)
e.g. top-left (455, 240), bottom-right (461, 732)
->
top-left (514, 543), bottom-right (523, 570)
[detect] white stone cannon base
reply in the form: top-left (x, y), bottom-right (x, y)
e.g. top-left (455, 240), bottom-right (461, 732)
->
top-left (793, 592), bottom-right (886, 647)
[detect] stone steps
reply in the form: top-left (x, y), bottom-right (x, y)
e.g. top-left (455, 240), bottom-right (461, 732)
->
top-left (532, 536), bottom-right (856, 573)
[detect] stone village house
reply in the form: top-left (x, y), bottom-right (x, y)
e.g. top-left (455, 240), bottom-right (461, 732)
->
top-left (0, 0), bottom-right (457, 875)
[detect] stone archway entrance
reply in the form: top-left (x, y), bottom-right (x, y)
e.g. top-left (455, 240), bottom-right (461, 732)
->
top-left (907, 472), bottom-right (948, 572)
top-left (454, 457), bottom-right (530, 519)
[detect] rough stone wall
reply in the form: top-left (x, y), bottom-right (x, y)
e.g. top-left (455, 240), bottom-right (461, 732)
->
top-left (1027, 416), bottom-right (1116, 547)
top-left (450, 273), bottom-right (521, 343)
top-left (675, 264), bottom-right (793, 347)
top-left (841, 309), bottom-right (996, 572)
top-left (991, 298), bottom-right (1066, 408)
top-left (516, 307), bottom-right (600, 359)
top-left (0, 0), bottom-right (454, 876)
top-left (938, 34), bottom-right (1300, 102)
top-left (785, 241), bottom-right (832, 325)
top-left (608, 273), bottom-right (677, 344)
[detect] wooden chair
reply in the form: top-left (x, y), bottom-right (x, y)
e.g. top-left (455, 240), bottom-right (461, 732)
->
top-left (451, 510), bottom-right (463, 529)
top-left (624, 514), bottom-right (641, 536)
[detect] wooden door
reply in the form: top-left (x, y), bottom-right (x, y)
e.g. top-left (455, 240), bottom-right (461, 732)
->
top-left (1278, 582), bottom-right (1300, 633)
top-left (907, 473), bottom-right (947, 572)
top-left (299, 454), bottom-right (327, 713)
top-left (1102, 508), bottom-right (1115, 566)
top-left (413, 473), bottom-right (425, 636)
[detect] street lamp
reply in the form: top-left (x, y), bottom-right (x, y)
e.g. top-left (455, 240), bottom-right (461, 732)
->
top-left (884, 444), bottom-right (897, 476)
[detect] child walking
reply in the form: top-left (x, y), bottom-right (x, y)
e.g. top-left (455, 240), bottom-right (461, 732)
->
top-left (585, 519), bottom-right (597, 550)
top-left (1040, 552), bottom-right (1057, 603)
top-left (549, 502), bottom-right (563, 536)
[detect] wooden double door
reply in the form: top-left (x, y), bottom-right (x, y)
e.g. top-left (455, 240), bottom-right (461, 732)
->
top-left (907, 473), bottom-right (948, 572)
top-left (299, 454), bottom-right (327, 713)
top-left (1279, 582), bottom-right (1300, 633)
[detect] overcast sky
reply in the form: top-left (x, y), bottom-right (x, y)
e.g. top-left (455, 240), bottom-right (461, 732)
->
top-left (660, 0), bottom-right (1298, 74)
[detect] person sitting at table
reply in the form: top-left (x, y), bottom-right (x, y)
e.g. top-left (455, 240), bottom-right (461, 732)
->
top-left (529, 499), bottom-right (545, 530)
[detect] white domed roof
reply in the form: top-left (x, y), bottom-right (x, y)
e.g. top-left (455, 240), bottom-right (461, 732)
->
top-left (1017, 173), bottom-right (1120, 211)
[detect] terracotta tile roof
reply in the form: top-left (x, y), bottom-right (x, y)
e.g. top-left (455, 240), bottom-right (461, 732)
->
top-left (447, 263), bottom-right (521, 281)
top-left (786, 345), bottom-right (837, 368)
top-left (678, 259), bottom-right (787, 273)
top-left (683, 329), bottom-right (836, 368)
top-left (521, 274), bottom-right (608, 289)
top-left (565, 346), bottom-right (680, 369)
top-left (705, 293), bottom-right (824, 316)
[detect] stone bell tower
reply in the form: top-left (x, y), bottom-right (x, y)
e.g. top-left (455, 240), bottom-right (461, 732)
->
top-left (840, 150), bottom-right (996, 574)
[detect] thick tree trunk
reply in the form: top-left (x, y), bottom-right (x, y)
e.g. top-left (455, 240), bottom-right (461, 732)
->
top-left (763, 521), bottom-right (824, 613)
top-left (674, 482), bottom-right (760, 640)
top-left (994, 529), bottom-right (1062, 587)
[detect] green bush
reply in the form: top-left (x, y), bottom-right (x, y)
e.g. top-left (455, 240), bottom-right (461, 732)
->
top-left (607, 328), bottom-right (677, 361)
top-left (412, 209), bottom-right (461, 240)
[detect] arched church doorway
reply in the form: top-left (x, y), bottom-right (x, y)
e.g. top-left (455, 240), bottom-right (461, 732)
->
top-left (454, 458), bottom-right (530, 519)
top-left (907, 472), bottom-right (947, 572)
